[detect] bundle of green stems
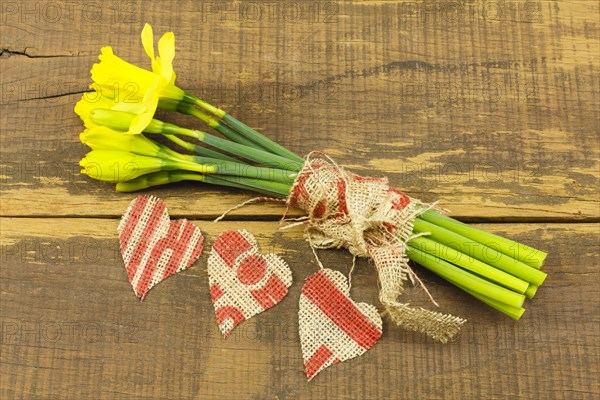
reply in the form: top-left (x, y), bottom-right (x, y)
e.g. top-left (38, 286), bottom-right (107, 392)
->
top-left (89, 93), bottom-right (547, 319)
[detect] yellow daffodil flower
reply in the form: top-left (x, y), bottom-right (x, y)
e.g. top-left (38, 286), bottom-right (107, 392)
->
top-left (80, 125), bottom-right (191, 162)
top-left (80, 150), bottom-right (166, 182)
top-left (80, 126), bottom-right (162, 156)
top-left (80, 148), bottom-right (215, 183)
top-left (77, 23), bottom-right (184, 134)
top-left (75, 95), bottom-right (149, 130)
top-left (79, 107), bottom-right (165, 135)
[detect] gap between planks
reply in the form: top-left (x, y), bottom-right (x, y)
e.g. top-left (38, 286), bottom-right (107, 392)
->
top-left (2, 215), bottom-right (598, 224)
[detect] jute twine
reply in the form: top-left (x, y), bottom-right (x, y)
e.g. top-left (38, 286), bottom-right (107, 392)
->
top-left (286, 153), bottom-right (466, 343)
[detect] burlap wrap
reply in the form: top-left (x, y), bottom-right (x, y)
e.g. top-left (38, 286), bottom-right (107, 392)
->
top-left (287, 154), bottom-right (466, 343)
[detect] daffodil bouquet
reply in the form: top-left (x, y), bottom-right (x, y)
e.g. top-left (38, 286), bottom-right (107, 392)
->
top-left (76, 24), bottom-right (547, 342)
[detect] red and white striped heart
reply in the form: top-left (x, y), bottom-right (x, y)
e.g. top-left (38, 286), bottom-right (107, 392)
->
top-left (299, 268), bottom-right (383, 381)
top-left (208, 230), bottom-right (292, 337)
top-left (117, 195), bottom-right (204, 300)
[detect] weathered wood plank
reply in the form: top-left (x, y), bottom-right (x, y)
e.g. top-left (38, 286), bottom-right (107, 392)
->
top-left (1, 1), bottom-right (598, 219)
top-left (1, 1), bottom-right (599, 398)
top-left (1, 218), bottom-right (598, 399)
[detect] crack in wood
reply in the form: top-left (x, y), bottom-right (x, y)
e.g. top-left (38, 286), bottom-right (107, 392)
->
top-left (15, 89), bottom-right (91, 102)
top-left (0, 48), bottom-right (78, 59)
top-left (296, 58), bottom-right (540, 93)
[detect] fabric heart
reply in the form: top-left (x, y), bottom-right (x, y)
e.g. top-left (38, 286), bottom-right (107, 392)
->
top-left (299, 268), bottom-right (383, 381)
top-left (208, 230), bottom-right (293, 337)
top-left (117, 195), bottom-right (204, 300)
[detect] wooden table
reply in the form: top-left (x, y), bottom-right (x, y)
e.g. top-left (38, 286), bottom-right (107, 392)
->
top-left (1, 1), bottom-right (598, 398)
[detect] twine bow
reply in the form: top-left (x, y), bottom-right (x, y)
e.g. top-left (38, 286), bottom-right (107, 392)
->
top-left (286, 152), bottom-right (465, 343)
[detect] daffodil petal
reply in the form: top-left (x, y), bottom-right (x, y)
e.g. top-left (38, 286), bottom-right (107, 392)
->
top-left (112, 99), bottom-right (146, 114)
top-left (129, 89), bottom-right (159, 134)
top-left (141, 23), bottom-right (155, 61)
top-left (129, 110), bottom-right (154, 134)
top-left (99, 46), bottom-right (114, 58)
top-left (75, 95), bottom-right (95, 124)
top-left (78, 25), bottom-right (182, 136)
top-left (157, 32), bottom-right (175, 82)
top-left (141, 23), bottom-right (161, 72)
top-left (75, 93), bottom-right (119, 128)
top-left (91, 47), bottom-right (156, 92)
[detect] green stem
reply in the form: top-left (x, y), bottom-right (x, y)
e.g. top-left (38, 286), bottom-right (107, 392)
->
top-left (148, 137), bottom-right (294, 184)
top-left (182, 93), bottom-right (305, 164)
top-left (410, 236), bottom-right (529, 294)
top-left (221, 114), bottom-right (306, 164)
top-left (413, 218), bottom-right (547, 286)
top-left (186, 157), bottom-right (297, 185)
top-left (420, 210), bottom-right (547, 268)
top-left (183, 93), bottom-right (226, 118)
top-left (406, 245), bottom-right (526, 309)
top-left (115, 171), bottom-right (185, 192)
top-left (200, 133), bottom-right (301, 172)
top-left (115, 170), bottom-right (289, 198)
top-left (162, 134), bottom-right (239, 162)
top-left (453, 282), bottom-right (526, 320)
top-left (156, 121), bottom-right (302, 172)
top-left (180, 104), bottom-right (264, 149)
top-left (211, 174), bottom-right (291, 198)
top-left (524, 284), bottom-right (538, 299)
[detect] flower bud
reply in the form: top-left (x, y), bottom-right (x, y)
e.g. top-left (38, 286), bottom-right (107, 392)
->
top-left (90, 109), bottom-right (136, 131)
top-left (80, 126), bottom-right (164, 157)
top-left (80, 150), bottom-right (166, 183)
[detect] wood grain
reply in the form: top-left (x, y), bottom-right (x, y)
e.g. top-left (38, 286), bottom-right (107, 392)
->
top-left (1, 0), bottom-right (598, 220)
top-left (1, 0), bottom-right (599, 399)
top-left (1, 219), bottom-right (598, 399)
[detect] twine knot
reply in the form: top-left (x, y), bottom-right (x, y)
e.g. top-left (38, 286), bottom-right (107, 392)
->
top-left (286, 152), bottom-right (465, 343)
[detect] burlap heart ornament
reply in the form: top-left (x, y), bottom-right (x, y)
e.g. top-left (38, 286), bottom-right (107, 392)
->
top-left (299, 268), bottom-right (383, 380)
top-left (208, 230), bottom-right (293, 337)
top-left (118, 195), bottom-right (204, 300)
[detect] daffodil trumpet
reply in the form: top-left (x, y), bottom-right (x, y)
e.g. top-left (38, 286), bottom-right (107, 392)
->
top-left (76, 23), bottom-right (548, 322)
top-left (81, 24), bottom-right (184, 136)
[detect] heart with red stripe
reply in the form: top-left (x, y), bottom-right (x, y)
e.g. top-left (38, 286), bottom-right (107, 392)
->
top-left (299, 268), bottom-right (383, 380)
top-left (208, 230), bottom-right (292, 337)
top-left (117, 195), bottom-right (204, 300)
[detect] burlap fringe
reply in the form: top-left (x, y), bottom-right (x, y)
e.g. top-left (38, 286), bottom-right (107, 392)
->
top-left (286, 152), bottom-right (466, 343)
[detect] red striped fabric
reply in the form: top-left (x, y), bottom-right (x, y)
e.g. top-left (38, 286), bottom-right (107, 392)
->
top-left (208, 230), bottom-right (292, 337)
top-left (299, 268), bottom-right (383, 381)
top-left (302, 270), bottom-right (382, 350)
top-left (304, 344), bottom-right (334, 380)
top-left (117, 196), bottom-right (204, 300)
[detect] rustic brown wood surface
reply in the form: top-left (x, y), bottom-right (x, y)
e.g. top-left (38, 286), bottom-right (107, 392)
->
top-left (1, 1), bottom-right (598, 399)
